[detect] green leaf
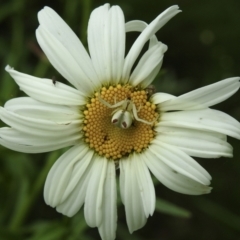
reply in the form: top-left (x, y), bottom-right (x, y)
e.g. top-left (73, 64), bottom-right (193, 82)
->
top-left (155, 198), bottom-right (191, 218)
top-left (26, 220), bottom-right (67, 240)
top-left (194, 198), bottom-right (240, 231)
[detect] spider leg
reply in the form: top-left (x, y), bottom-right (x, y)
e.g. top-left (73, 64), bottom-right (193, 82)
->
top-left (132, 103), bottom-right (155, 125)
top-left (137, 104), bottom-right (142, 112)
top-left (98, 94), bottom-right (125, 108)
top-left (114, 95), bottom-right (117, 104)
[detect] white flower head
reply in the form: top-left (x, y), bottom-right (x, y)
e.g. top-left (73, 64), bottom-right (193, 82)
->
top-left (1, 3), bottom-right (240, 240)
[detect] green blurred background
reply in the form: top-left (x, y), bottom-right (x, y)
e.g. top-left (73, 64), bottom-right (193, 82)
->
top-left (1, 0), bottom-right (240, 239)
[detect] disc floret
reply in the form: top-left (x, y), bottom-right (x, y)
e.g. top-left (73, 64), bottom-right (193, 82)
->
top-left (83, 84), bottom-right (158, 160)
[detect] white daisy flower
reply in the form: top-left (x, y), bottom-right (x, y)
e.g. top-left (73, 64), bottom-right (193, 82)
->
top-left (1, 3), bottom-right (240, 240)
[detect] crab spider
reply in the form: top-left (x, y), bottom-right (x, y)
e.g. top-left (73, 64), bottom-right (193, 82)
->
top-left (98, 94), bottom-right (155, 129)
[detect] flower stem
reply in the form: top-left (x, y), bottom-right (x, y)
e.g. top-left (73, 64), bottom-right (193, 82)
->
top-left (9, 151), bottom-right (58, 230)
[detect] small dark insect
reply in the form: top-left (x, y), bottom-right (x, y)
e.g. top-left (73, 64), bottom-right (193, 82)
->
top-left (52, 76), bottom-right (57, 86)
top-left (103, 135), bottom-right (109, 141)
top-left (131, 121), bottom-right (137, 127)
top-left (146, 84), bottom-right (156, 97)
top-left (115, 160), bottom-right (119, 170)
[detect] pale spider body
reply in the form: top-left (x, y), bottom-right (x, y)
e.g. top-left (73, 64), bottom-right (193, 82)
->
top-left (98, 95), bottom-right (154, 129)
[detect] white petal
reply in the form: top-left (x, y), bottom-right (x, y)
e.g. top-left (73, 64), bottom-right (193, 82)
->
top-left (119, 159), bottom-right (126, 205)
top-left (160, 77), bottom-right (240, 111)
top-left (129, 42), bottom-right (167, 87)
top-left (0, 107), bottom-right (81, 137)
top-left (125, 19), bottom-right (168, 89)
top-left (56, 157), bottom-right (94, 217)
top-left (4, 97), bottom-right (80, 121)
top-left (134, 153), bottom-right (156, 217)
top-left (98, 161), bottom-right (117, 240)
top-left (87, 4), bottom-right (109, 82)
top-left (58, 151), bottom-right (94, 203)
top-left (36, 27), bottom-right (96, 94)
top-left (44, 144), bottom-right (93, 207)
top-left (0, 138), bottom-right (74, 154)
top-left (120, 158), bottom-right (147, 233)
top-left (159, 109), bottom-right (240, 139)
top-left (106, 6), bottom-right (125, 84)
top-left (151, 92), bottom-right (176, 104)
top-left (88, 4), bottom-right (125, 84)
top-left (156, 126), bottom-right (233, 158)
top-left (125, 20), bottom-right (158, 48)
top-left (5, 66), bottom-right (86, 105)
top-left (38, 7), bottom-right (99, 90)
top-left (122, 5), bottom-right (181, 79)
top-left (150, 142), bottom-right (211, 185)
top-left (156, 125), bottom-right (227, 141)
top-left (0, 127), bottom-right (80, 153)
top-left (84, 156), bottom-right (108, 227)
top-left (143, 150), bottom-right (212, 195)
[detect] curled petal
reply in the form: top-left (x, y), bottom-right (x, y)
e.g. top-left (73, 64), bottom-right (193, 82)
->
top-left (123, 5), bottom-right (181, 79)
top-left (129, 42), bottom-right (167, 87)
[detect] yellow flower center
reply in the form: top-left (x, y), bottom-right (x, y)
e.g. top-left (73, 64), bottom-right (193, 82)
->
top-left (83, 84), bottom-right (158, 160)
